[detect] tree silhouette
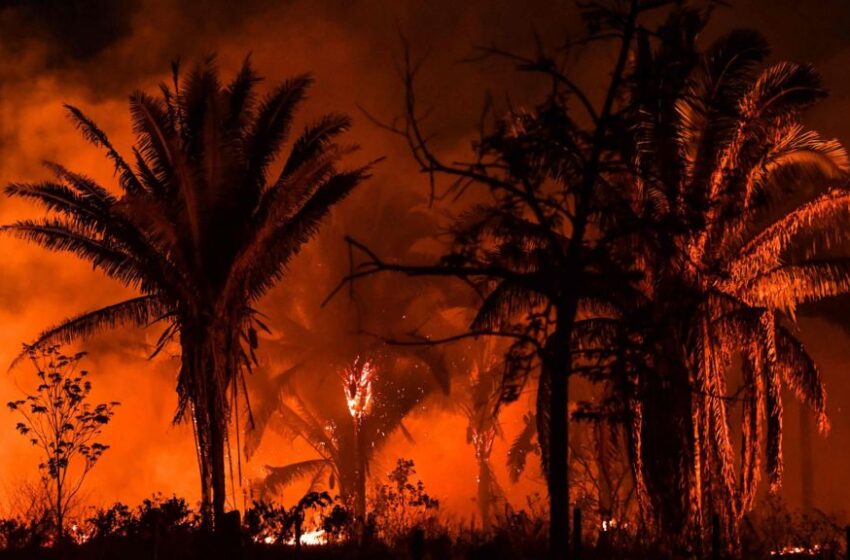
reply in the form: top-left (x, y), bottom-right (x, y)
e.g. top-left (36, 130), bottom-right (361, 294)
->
top-left (331, 2), bottom-right (679, 555)
top-left (243, 196), bottom-right (456, 520)
top-left (255, 355), bottom-right (437, 524)
top-left (593, 18), bottom-right (850, 550)
top-left (243, 491), bottom-right (332, 550)
top-left (7, 346), bottom-right (117, 543)
top-left (2, 57), bottom-right (371, 529)
top-left (458, 341), bottom-right (506, 530)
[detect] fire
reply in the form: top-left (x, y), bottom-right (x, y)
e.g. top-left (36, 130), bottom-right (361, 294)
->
top-left (256, 530), bottom-right (327, 547)
top-left (298, 529), bottom-right (326, 546)
top-left (770, 544), bottom-right (822, 556)
top-left (600, 518), bottom-right (626, 532)
top-left (69, 523), bottom-right (91, 544)
top-left (343, 357), bottom-right (375, 420)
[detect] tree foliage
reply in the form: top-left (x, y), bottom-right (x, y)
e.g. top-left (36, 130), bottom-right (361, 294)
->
top-left (3, 56), bottom-right (371, 527)
top-left (7, 346), bottom-right (117, 541)
top-left (575, 9), bottom-right (850, 550)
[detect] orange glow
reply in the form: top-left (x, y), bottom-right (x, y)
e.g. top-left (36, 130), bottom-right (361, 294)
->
top-left (292, 529), bottom-right (326, 547)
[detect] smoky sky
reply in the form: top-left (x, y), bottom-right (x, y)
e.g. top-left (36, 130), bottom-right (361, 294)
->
top-left (0, 0), bottom-right (138, 64)
top-left (2, 0), bottom-right (850, 518)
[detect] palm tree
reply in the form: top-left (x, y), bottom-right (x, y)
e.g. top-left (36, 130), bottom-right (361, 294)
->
top-left (243, 195), bottom-right (456, 518)
top-left (613, 27), bottom-right (850, 547)
top-left (457, 341), bottom-right (506, 530)
top-left (254, 355), bottom-right (437, 521)
top-left (2, 57), bottom-right (371, 528)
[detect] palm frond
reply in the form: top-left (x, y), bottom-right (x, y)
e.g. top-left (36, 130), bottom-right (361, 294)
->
top-left (244, 74), bottom-right (313, 193)
top-left (741, 259), bottom-right (850, 313)
top-left (507, 413), bottom-right (537, 483)
top-left (243, 364), bottom-right (301, 458)
top-left (224, 56), bottom-right (261, 132)
top-left (281, 113), bottom-right (352, 178)
top-left (739, 62), bottom-right (824, 120)
top-left (239, 167), bottom-right (370, 301)
top-left (471, 280), bottom-right (547, 331)
top-left (261, 459), bottom-right (331, 495)
top-left (12, 296), bottom-right (164, 369)
top-left (775, 324), bottom-right (828, 432)
top-left (732, 189), bottom-right (850, 280)
top-left (0, 219), bottom-right (142, 286)
top-left (63, 104), bottom-right (144, 195)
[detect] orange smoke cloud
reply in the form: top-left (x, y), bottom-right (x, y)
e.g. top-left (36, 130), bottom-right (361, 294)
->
top-left (1, 0), bottom-right (850, 523)
top-left (0, 0), bottom-right (570, 519)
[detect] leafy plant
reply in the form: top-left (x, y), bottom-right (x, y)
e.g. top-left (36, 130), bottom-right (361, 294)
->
top-left (243, 491), bottom-right (332, 550)
top-left (86, 502), bottom-right (133, 539)
top-left (7, 346), bottom-right (117, 542)
top-left (369, 459), bottom-right (439, 543)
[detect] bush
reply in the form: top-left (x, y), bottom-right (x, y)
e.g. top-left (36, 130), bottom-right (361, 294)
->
top-left (369, 458), bottom-right (439, 544)
top-left (742, 496), bottom-right (845, 559)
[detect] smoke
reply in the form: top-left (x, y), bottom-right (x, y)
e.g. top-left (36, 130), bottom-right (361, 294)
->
top-left (0, 0), bottom-right (569, 516)
top-left (1, 0), bottom-right (850, 519)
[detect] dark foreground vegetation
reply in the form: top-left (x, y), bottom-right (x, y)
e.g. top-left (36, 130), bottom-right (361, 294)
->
top-left (0, 491), bottom-right (843, 559)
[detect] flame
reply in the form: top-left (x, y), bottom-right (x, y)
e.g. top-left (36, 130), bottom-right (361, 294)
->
top-left (256, 530), bottom-right (327, 547)
top-left (69, 523), bottom-right (92, 544)
top-left (600, 518), bottom-right (625, 532)
top-left (298, 529), bottom-right (326, 546)
top-left (343, 357), bottom-right (375, 420)
top-left (770, 544), bottom-right (822, 556)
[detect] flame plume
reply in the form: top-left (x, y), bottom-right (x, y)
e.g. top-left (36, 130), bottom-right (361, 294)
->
top-left (343, 357), bottom-right (375, 420)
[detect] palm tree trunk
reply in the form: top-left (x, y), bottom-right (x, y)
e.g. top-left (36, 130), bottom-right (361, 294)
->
top-left (208, 396), bottom-right (228, 528)
top-left (477, 458), bottom-right (491, 529)
top-left (799, 401), bottom-right (813, 511)
top-left (542, 325), bottom-right (572, 559)
top-left (193, 405), bottom-right (214, 529)
top-left (184, 319), bottom-right (234, 531)
top-left (354, 418), bottom-right (367, 522)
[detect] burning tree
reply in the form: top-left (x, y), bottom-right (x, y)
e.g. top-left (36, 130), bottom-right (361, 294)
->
top-left (255, 354), bottom-right (437, 525)
top-left (243, 196), bottom-right (456, 520)
top-left (2, 57), bottom-right (371, 528)
top-left (458, 342), bottom-right (506, 530)
top-left (7, 346), bottom-right (117, 542)
top-left (342, 357), bottom-right (376, 522)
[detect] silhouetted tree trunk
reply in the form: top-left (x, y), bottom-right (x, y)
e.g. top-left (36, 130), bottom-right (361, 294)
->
top-left (338, 3), bottom-right (649, 557)
top-left (477, 458), bottom-right (492, 529)
top-left (209, 402), bottom-right (227, 528)
top-left (799, 401), bottom-right (814, 511)
top-left (354, 418), bottom-right (367, 524)
top-left (542, 324), bottom-right (572, 558)
top-left (194, 407), bottom-right (214, 528)
top-left (184, 318), bottom-right (237, 531)
top-left (295, 516), bottom-right (303, 552)
top-left (55, 480), bottom-right (64, 544)
top-left (596, 421), bottom-right (615, 521)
